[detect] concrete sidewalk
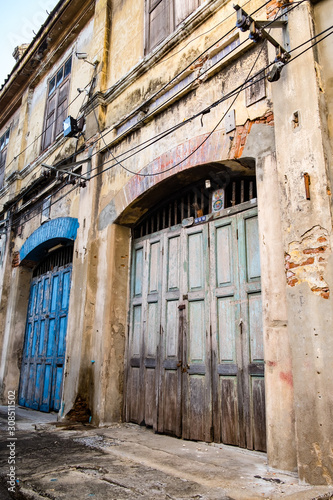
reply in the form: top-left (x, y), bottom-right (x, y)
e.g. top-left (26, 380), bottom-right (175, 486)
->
top-left (0, 406), bottom-right (332, 500)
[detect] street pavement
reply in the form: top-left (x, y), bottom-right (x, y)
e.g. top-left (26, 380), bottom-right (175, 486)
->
top-left (0, 406), bottom-right (332, 500)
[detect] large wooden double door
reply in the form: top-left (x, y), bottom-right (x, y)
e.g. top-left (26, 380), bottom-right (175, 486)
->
top-left (125, 206), bottom-right (266, 451)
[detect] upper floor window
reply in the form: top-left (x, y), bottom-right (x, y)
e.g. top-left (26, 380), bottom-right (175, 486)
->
top-left (146, 0), bottom-right (203, 52)
top-left (42, 56), bottom-right (72, 151)
top-left (0, 129), bottom-right (10, 189)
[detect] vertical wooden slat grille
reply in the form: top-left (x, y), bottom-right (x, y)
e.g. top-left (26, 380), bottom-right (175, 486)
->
top-left (134, 177), bottom-right (256, 238)
top-left (33, 245), bottom-right (73, 278)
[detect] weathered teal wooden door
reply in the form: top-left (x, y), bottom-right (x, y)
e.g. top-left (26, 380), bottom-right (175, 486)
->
top-left (210, 207), bottom-right (265, 450)
top-left (19, 264), bottom-right (72, 412)
top-left (126, 205), bottom-right (265, 450)
top-left (125, 235), bottom-right (162, 428)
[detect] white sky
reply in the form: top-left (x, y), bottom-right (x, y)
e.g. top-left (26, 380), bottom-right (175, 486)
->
top-left (0, 0), bottom-right (59, 86)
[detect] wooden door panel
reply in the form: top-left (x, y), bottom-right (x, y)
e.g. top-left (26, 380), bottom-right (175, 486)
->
top-left (216, 223), bottom-right (234, 287)
top-left (165, 299), bottom-right (179, 356)
top-left (211, 216), bottom-right (240, 444)
top-left (148, 242), bottom-right (159, 293)
top-left (245, 216), bottom-right (261, 281)
top-left (188, 300), bottom-right (205, 363)
top-left (186, 375), bottom-right (207, 441)
top-left (220, 376), bottom-right (239, 445)
top-left (133, 247), bottom-right (144, 296)
top-left (162, 370), bottom-right (179, 436)
top-left (248, 293), bottom-right (264, 362)
top-left (188, 231), bottom-right (204, 291)
top-left (217, 297), bottom-right (237, 364)
top-left (237, 210), bottom-right (266, 451)
top-left (40, 364), bottom-right (52, 412)
top-left (131, 305), bottom-right (142, 357)
top-left (127, 237), bottom-right (162, 429)
top-left (128, 367), bottom-right (141, 423)
top-left (167, 236), bottom-right (180, 290)
top-left (146, 302), bottom-right (158, 356)
top-left (144, 368), bottom-right (156, 426)
top-left (252, 377), bottom-right (266, 451)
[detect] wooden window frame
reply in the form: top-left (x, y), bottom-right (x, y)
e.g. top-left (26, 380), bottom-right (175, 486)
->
top-left (145, 0), bottom-right (202, 54)
top-left (41, 56), bottom-right (72, 151)
top-left (0, 128), bottom-right (10, 189)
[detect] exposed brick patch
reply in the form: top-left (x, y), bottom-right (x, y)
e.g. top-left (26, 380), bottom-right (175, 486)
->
top-left (190, 54), bottom-right (209, 71)
top-left (285, 226), bottom-right (331, 299)
top-left (229, 112), bottom-right (274, 159)
top-left (107, 112), bottom-right (274, 225)
top-left (12, 251), bottom-right (20, 268)
top-left (266, 0), bottom-right (292, 20)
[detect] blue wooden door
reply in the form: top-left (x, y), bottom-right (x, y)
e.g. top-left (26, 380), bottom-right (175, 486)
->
top-left (19, 264), bottom-right (72, 412)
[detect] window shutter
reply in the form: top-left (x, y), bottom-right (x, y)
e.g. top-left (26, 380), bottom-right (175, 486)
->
top-left (0, 150), bottom-right (6, 188)
top-left (42, 93), bottom-right (57, 150)
top-left (174, 0), bottom-right (199, 26)
top-left (148, 0), bottom-right (170, 51)
top-left (55, 79), bottom-right (70, 137)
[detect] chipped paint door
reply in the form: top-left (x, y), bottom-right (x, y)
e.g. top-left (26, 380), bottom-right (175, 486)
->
top-left (157, 227), bottom-right (183, 437)
top-left (127, 205), bottom-right (265, 449)
top-left (157, 223), bottom-right (212, 441)
top-left (210, 207), bottom-right (266, 451)
top-left (19, 264), bottom-right (72, 412)
top-left (180, 223), bottom-right (212, 441)
top-left (126, 224), bottom-right (212, 441)
top-left (125, 235), bottom-right (162, 428)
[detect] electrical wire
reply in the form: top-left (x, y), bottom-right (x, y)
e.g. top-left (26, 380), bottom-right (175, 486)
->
top-left (80, 0), bottom-right (308, 166)
top-left (8, 68), bottom-right (269, 229)
top-left (103, 0), bottom-right (273, 108)
top-left (7, 19), bottom-right (333, 230)
top-left (4, 79), bottom-right (92, 174)
top-left (87, 22), bottom-right (333, 179)
top-left (1, 0), bottom-right (272, 191)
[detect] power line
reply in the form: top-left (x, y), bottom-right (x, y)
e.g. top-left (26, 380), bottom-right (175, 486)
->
top-left (91, 9), bottom-right (277, 179)
top-left (81, 0), bottom-right (308, 166)
top-left (7, 20), bottom-right (333, 230)
top-left (9, 68), bottom-right (270, 229)
top-left (1, 0), bottom-right (273, 202)
top-left (4, 79), bottom-right (93, 174)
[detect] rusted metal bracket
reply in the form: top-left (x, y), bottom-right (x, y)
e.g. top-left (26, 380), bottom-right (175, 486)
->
top-left (234, 4), bottom-right (291, 70)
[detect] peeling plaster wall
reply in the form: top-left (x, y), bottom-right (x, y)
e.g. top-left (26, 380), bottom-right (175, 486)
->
top-left (269, 1), bottom-right (333, 485)
top-left (0, 0), bottom-right (332, 486)
top-left (243, 124), bottom-right (296, 472)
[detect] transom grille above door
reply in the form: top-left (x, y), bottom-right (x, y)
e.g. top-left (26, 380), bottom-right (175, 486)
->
top-left (133, 176), bottom-right (256, 238)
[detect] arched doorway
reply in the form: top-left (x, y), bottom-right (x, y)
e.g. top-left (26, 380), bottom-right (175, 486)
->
top-left (124, 168), bottom-right (266, 451)
top-left (18, 218), bottom-right (78, 412)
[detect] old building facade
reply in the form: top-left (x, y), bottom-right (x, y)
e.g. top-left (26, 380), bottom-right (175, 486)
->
top-left (0, 0), bottom-right (332, 485)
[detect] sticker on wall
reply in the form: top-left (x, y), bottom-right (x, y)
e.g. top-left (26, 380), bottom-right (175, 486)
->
top-left (212, 189), bottom-right (225, 213)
